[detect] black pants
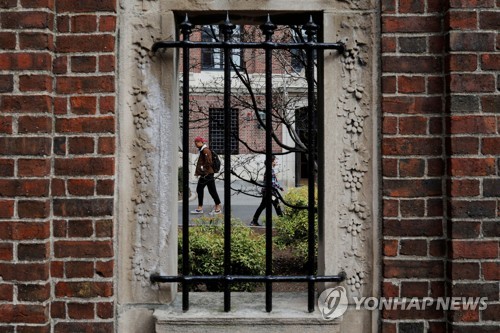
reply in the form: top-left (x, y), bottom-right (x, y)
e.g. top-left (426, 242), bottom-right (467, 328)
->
top-left (252, 191), bottom-right (283, 223)
top-left (197, 174), bottom-right (221, 207)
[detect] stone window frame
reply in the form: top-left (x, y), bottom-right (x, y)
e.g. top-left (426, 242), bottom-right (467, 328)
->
top-left (117, 1), bottom-right (379, 332)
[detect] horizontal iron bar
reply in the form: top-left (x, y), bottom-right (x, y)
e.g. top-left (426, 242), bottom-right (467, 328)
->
top-left (150, 273), bottom-right (346, 283)
top-left (152, 41), bottom-right (345, 53)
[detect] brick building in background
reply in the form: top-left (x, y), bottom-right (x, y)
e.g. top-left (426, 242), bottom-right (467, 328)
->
top-left (0, 1), bottom-right (498, 332)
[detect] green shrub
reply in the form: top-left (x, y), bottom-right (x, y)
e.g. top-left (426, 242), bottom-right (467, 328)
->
top-left (274, 186), bottom-right (318, 261)
top-left (179, 216), bottom-right (265, 291)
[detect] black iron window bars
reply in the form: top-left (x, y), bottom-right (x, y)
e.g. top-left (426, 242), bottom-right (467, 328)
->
top-left (150, 14), bottom-right (346, 313)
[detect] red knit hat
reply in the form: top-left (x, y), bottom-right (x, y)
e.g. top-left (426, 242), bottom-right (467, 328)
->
top-left (194, 136), bottom-right (206, 143)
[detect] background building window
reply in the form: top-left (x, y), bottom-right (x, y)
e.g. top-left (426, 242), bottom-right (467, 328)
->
top-left (201, 25), bottom-right (242, 70)
top-left (209, 108), bottom-right (239, 154)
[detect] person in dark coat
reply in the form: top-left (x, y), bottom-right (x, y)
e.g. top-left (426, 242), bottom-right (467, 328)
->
top-left (191, 136), bottom-right (222, 214)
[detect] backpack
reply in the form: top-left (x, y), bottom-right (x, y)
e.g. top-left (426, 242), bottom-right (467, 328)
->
top-left (210, 148), bottom-right (221, 173)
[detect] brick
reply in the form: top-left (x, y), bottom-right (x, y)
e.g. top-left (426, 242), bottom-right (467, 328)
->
top-left (449, 32), bottom-right (495, 51)
top-left (483, 303), bottom-right (500, 321)
top-left (450, 325), bottom-right (500, 333)
top-left (450, 282), bottom-right (498, 299)
top-left (95, 260), bottom-right (113, 278)
top-left (18, 243), bottom-right (49, 261)
top-left (70, 96), bottom-right (96, 115)
top-left (68, 302), bottom-right (94, 319)
top-left (479, 11), bottom-right (500, 30)
top-left (99, 16), bottom-right (116, 32)
top-left (52, 56), bottom-right (67, 74)
top-left (400, 281), bottom-right (428, 297)
top-left (56, 35), bottom-right (114, 53)
top-left (483, 221), bottom-right (500, 237)
top-left (382, 116), bottom-right (397, 135)
top-left (71, 56), bottom-right (96, 73)
top-left (68, 137), bottom-right (94, 154)
top-left (400, 199), bottom-right (425, 217)
top-left (67, 179), bottom-right (95, 196)
top-left (0, 117), bottom-right (12, 134)
top-left (17, 324), bottom-right (50, 333)
top-left (96, 179), bottom-right (113, 195)
top-left (0, 75), bottom-right (13, 93)
top-left (99, 54), bottom-right (115, 72)
top-left (0, 32), bottom-right (16, 49)
top-left (56, 76), bottom-right (114, 94)
top-left (383, 16), bottom-right (441, 33)
top-left (481, 95), bottom-right (500, 113)
top-left (383, 179), bottom-right (442, 197)
top-left (400, 239), bottom-right (427, 256)
top-left (0, 201), bottom-right (14, 218)
top-left (19, 32), bottom-right (53, 50)
top-left (18, 159), bottom-right (50, 177)
top-left (53, 198), bottom-right (113, 217)
top-left (57, 0), bottom-right (116, 12)
top-left (449, 158), bottom-right (495, 176)
top-left (55, 240), bottom-right (112, 258)
top-left (0, 263), bottom-right (49, 281)
top-left (399, 0), bottom-right (424, 13)
top-left (70, 15), bottom-right (97, 33)
top-left (53, 137), bottom-right (66, 155)
top-left (55, 281), bottom-right (112, 298)
top-left (447, 54), bottom-right (477, 71)
top-left (0, 305), bottom-right (47, 324)
top-left (56, 116), bottom-right (114, 133)
top-left (428, 76), bottom-right (444, 94)
top-left (0, 95), bottom-right (51, 113)
top-left (99, 95), bottom-right (115, 114)
top-left (449, 200), bottom-right (496, 218)
top-left (18, 200), bottom-right (50, 218)
top-left (450, 74), bottom-right (496, 93)
top-left (0, 284), bottom-right (13, 301)
top-left (382, 76), bottom-right (396, 94)
top-left (0, 222), bottom-right (49, 240)
top-left (97, 302), bottom-right (113, 319)
top-left (482, 262), bottom-right (499, 280)
top-left (383, 138), bottom-right (442, 156)
top-left (383, 158), bottom-right (398, 177)
top-left (50, 301), bottom-right (65, 319)
top-left (448, 95), bottom-right (480, 113)
top-left (18, 116), bottom-right (52, 133)
top-left (0, 159), bottom-right (14, 177)
top-left (382, 281), bottom-right (399, 298)
top-left (483, 179), bottom-right (500, 197)
top-left (448, 262), bottom-right (480, 280)
top-left (65, 260), bottom-right (94, 278)
top-left (54, 323), bottom-right (114, 333)
top-left (449, 0), bottom-right (494, 7)
top-left (0, 0), bottom-right (16, 8)
top-left (384, 219), bottom-right (443, 237)
top-left (398, 116), bottom-right (427, 134)
top-left (55, 157), bottom-right (114, 175)
top-left (0, 11), bottom-right (52, 29)
top-left (383, 56), bottom-right (442, 73)
top-left (399, 323), bottom-right (425, 333)
top-left (450, 179), bottom-right (480, 197)
top-left (449, 137), bottom-right (479, 154)
top-left (68, 220), bottom-right (94, 238)
top-left (0, 179), bottom-right (49, 197)
top-left (450, 116), bottom-right (496, 134)
top-left (19, 75), bottom-right (52, 92)
top-left (17, 284), bottom-right (50, 302)
top-left (383, 96), bottom-right (442, 114)
top-left (398, 37), bottom-right (426, 53)
top-left (383, 199), bottom-right (398, 216)
top-left (481, 54), bottom-right (500, 71)
top-left (98, 137), bottom-right (114, 154)
top-left (451, 241), bottom-right (498, 259)
top-left (382, 36), bottom-right (396, 53)
top-left (20, 0), bottom-right (54, 8)
top-left (96, 219), bottom-right (112, 237)
top-left (446, 11), bottom-right (477, 30)
top-left (398, 76), bottom-right (425, 94)
top-left (429, 239), bottom-right (446, 257)
top-left (0, 243), bottom-right (13, 260)
top-left (384, 259), bottom-right (444, 278)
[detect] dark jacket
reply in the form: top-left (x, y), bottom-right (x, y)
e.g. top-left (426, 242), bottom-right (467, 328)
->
top-left (195, 146), bottom-right (214, 176)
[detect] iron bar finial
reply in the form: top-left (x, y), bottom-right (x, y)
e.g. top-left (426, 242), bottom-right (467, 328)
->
top-left (260, 14), bottom-right (276, 42)
top-left (303, 15), bottom-right (318, 41)
top-left (220, 13), bottom-right (235, 41)
top-left (180, 14), bottom-right (192, 39)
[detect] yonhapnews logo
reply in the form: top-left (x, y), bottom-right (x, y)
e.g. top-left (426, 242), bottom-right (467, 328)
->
top-left (318, 287), bottom-right (488, 320)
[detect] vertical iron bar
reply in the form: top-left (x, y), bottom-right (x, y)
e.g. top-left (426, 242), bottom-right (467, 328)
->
top-left (261, 15), bottom-right (276, 313)
top-left (304, 16), bottom-right (318, 313)
top-left (180, 15), bottom-right (192, 312)
top-left (220, 15), bottom-right (235, 312)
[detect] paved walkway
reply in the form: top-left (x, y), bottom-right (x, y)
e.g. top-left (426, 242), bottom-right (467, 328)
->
top-left (178, 180), bottom-right (280, 225)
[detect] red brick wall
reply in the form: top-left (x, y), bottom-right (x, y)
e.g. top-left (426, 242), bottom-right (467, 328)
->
top-left (0, 0), bottom-right (116, 331)
top-left (382, 0), bottom-right (499, 332)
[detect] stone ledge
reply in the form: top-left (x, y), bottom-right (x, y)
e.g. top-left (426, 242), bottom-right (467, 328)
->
top-left (154, 292), bottom-right (341, 333)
